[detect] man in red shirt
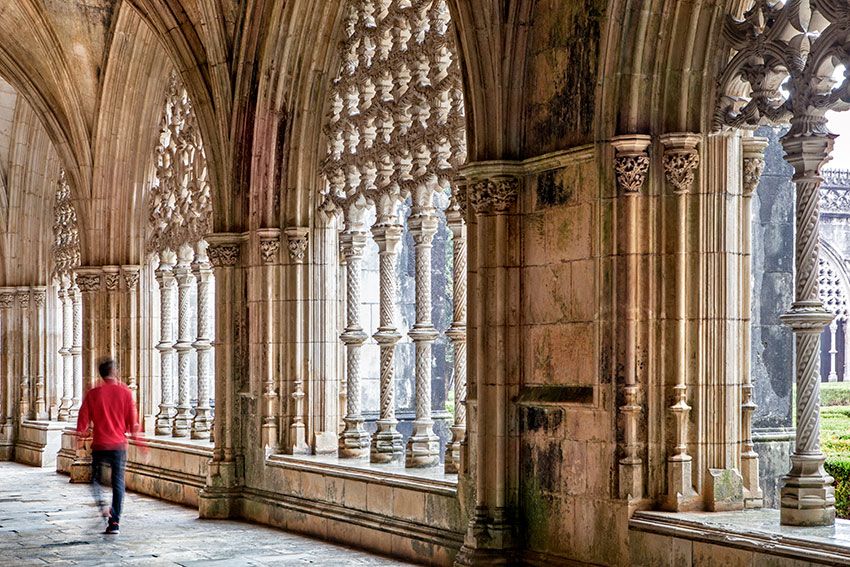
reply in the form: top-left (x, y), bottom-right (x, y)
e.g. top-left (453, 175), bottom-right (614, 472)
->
top-left (75, 357), bottom-right (144, 535)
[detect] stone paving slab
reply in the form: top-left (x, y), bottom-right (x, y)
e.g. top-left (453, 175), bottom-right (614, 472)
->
top-left (0, 462), bottom-right (414, 566)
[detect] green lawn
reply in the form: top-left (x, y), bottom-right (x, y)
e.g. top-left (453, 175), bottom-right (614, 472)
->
top-left (820, 384), bottom-right (850, 518)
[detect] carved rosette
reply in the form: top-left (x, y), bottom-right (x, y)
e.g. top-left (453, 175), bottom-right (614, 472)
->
top-left (468, 176), bottom-right (519, 215)
top-left (284, 227), bottom-right (309, 263)
top-left (208, 243), bottom-right (241, 267)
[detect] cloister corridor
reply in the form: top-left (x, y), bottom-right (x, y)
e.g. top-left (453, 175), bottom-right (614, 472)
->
top-left (0, 462), bottom-right (410, 566)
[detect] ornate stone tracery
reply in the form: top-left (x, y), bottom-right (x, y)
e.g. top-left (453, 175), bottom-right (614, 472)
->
top-left (321, 0), bottom-right (467, 468)
top-left (716, 0), bottom-right (850, 526)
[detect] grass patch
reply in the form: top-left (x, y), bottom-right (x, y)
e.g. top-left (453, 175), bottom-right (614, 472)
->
top-left (821, 382), bottom-right (850, 407)
top-left (822, 406), bottom-right (850, 518)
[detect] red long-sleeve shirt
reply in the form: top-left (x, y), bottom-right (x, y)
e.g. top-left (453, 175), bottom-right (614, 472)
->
top-left (75, 379), bottom-right (139, 450)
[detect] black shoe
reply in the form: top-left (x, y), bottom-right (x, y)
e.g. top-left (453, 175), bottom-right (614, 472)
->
top-left (104, 521), bottom-right (120, 535)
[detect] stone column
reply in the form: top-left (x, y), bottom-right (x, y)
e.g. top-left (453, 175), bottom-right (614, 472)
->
top-left (456, 169), bottom-right (522, 565)
top-left (844, 319), bottom-right (850, 383)
top-left (660, 133), bottom-right (701, 511)
top-left (69, 279), bottom-right (83, 420)
top-left (200, 233), bottom-right (246, 519)
top-left (192, 240), bottom-right (213, 439)
top-left (172, 244), bottom-right (195, 437)
top-left (611, 134), bottom-right (651, 500)
top-left (828, 320), bottom-right (839, 382)
top-left (445, 184), bottom-right (468, 474)
top-left (258, 228), bottom-right (281, 453)
top-left (778, 130), bottom-right (836, 527)
top-left (33, 288), bottom-right (48, 420)
top-left (284, 227), bottom-right (310, 454)
top-left (103, 267), bottom-right (121, 358)
top-left (338, 216), bottom-right (371, 458)
top-left (741, 135), bottom-right (768, 509)
top-left (121, 266), bottom-right (141, 400)
top-left (57, 278), bottom-right (73, 421)
top-left (406, 190), bottom-right (441, 468)
top-left (0, 290), bottom-right (15, 424)
top-left (17, 288), bottom-right (31, 421)
top-left (155, 249), bottom-right (177, 435)
top-left (370, 219), bottom-right (404, 464)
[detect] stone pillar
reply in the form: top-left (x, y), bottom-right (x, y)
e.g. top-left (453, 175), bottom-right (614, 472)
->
top-left (155, 249), bottom-right (177, 435)
top-left (660, 133), bottom-right (701, 511)
top-left (192, 240), bottom-right (213, 439)
top-left (70, 279), bottom-right (83, 420)
top-left (121, 266), bottom-right (141, 402)
top-left (17, 288), bottom-right (31, 421)
top-left (611, 134), bottom-right (651, 501)
top-left (844, 319), bottom-right (850, 383)
top-left (445, 184), bottom-right (468, 474)
top-left (258, 228), bottom-right (281, 453)
top-left (338, 209), bottom-right (371, 458)
top-left (173, 244), bottom-right (195, 437)
top-left (828, 320), bottom-right (839, 382)
top-left (0, 289), bottom-right (15, 425)
top-left (32, 288), bottom-right (48, 420)
top-left (778, 130), bottom-right (836, 527)
top-left (370, 220), bottom-right (404, 464)
top-left (741, 135), bottom-right (768, 509)
top-left (200, 233), bottom-right (246, 519)
top-left (57, 278), bottom-right (73, 421)
top-left (455, 169), bottom-right (522, 566)
top-left (284, 227), bottom-right (310, 454)
top-left (102, 266), bottom-right (121, 358)
top-left (406, 190), bottom-right (441, 469)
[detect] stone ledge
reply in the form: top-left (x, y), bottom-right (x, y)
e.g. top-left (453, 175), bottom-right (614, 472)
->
top-left (267, 453), bottom-right (458, 498)
top-left (14, 420), bottom-right (64, 467)
top-left (631, 509), bottom-right (850, 566)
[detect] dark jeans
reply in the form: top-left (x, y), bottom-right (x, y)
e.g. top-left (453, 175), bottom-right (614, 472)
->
top-left (91, 449), bottom-right (126, 524)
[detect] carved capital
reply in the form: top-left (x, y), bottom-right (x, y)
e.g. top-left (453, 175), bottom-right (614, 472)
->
top-left (660, 133), bottom-right (701, 194)
top-left (122, 267), bottom-right (140, 291)
top-left (208, 243), bottom-right (241, 267)
top-left (0, 289), bottom-right (14, 309)
top-left (284, 227), bottom-right (309, 263)
top-left (17, 289), bottom-right (30, 310)
top-left (75, 272), bottom-right (102, 293)
top-left (612, 135), bottom-right (652, 195)
top-left (33, 289), bottom-right (47, 308)
top-left (257, 229), bottom-right (282, 264)
top-left (103, 269), bottom-right (121, 292)
top-left (468, 176), bottom-right (519, 215)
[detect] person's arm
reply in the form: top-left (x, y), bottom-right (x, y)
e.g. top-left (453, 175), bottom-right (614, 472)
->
top-left (125, 389), bottom-right (146, 449)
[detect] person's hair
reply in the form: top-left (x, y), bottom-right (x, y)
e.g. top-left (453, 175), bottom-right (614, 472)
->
top-left (98, 357), bottom-right (116, 378)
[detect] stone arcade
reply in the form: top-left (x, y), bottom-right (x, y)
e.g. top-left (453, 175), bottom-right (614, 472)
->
top-left (3, 0), bottom-right (850, 565)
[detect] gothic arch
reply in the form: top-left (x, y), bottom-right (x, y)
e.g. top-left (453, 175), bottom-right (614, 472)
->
top-left (819, 239), bottom-right (850, 321)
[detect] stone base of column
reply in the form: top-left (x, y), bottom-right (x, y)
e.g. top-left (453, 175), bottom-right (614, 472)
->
top-left (172, 409), bottom-right (192, 437)
top-left (742, 454), bottom-right (764, 509)
top-left (406, 421), bottom-right (440, 468)
top-left (0, 423), bottom-right (14, 460)
top-left (706, 468), bottom-right (744, 512)
top-left (314, 431), bottom-right (338, 455)
top-left (619, 460), bottom-right (643, 501)
top-left (370, 420), bottom-right (404, 465)
top-left (454, 507), bottom-right (513, 566)
top-left (662, 458), bottom-right (699, 511)
top-left (339, 419), bottom-right (370, 458)
top-left (445, 428), bottom-right (464, 474)
top-left (191, 412), bottom-right (213, 440)
top-left (199, 460), bottom-right (240, 519)
top-left (70, 440), bottom-right (92, 484)
top-left (780, 453), bottom-right (836, 526)
top-left (261, 423), bottom-right (279, 455)
top-left (290, 423), bottom-right (310, 455)
top-left (155, 406), bottom-right (175, 436)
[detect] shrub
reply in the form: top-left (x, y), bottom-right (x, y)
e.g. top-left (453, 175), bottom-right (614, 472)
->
top-left (825, 458), bottom-right (850, 519)
top-left (820, 382), bottom-right (850, 407)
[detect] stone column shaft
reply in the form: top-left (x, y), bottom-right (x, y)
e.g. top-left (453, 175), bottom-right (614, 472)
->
top-left (370, 222), bottom-right (404, 464)
top-left (17, 289), bottom-right (31, 421)
top-left (58, 280), bottom-right (73, 421)
top-left (338, 227), bottom-right (370, 458)
top-left (284, 227), bottom-right (310, 454)
top-left (173, 244), bottom-right (195, 437)
top-left (192, 240), bottom-right (213, 439)
top-left (70, 281), bottom-right (83, 420)
top-left (258, 229), bottom-right (281, 453)
top-left (445, 189), bottom-right (467, 475)
top-left (33, 288), bottom-right (47, 419)
top-left (155, 250), bottom-right (177, 435)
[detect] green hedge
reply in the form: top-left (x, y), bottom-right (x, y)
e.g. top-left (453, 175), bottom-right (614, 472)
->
top-left (820, 383), bottom-right (850, 407)
top-left (825, 458), bottom-right (850, 519)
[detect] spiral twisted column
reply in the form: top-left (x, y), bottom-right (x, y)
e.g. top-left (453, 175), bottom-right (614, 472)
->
top-left (57, 279), bottom-right (72, 421)
top-left (172, 244), bottom-right (195, 437)
top-left (155, 249), bottom-right (177, 435)
top-left (779, 133), bottom-right (836, 526)
top-left (370, 222), bottom-right (404, 464)
top-left (444, 188), bottom-right (468, 474)
top-left (192, 240), bottom-right (213, 439)
top-left (741, 136), bottom-right (768, 509)
top-left (406, 208), bottom-right (441, 469)
top-left (338, 229), bottom-right (370, 458)
top-left (69, 280), bottom-right (83, 420)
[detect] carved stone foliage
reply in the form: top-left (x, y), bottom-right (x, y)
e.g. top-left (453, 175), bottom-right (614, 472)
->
top-left (614, 155), bottom-right (650, 194)
top-left (52, 169), bottom-right (81, 280)
top-left (75, 274), bottom-right (102, 293)
top-left (743, 157), bottom-right (766, 196)
top-left (123, 270), bottom-right (140, 291)
top-left (104, 273), bottom-right (120, 291)
top-left (259, 237), bottom-right (280, 264)
top-left (0, 292), bottom-right (12, 309)
top-left (33, 289), bottom-right (46, 307)
top-left (208, 243), bottom-right (240, 267)
top-left (715, 0), bottom-right (850, 135)
top-left (320, 0), bottom-right (467, 217)
top-left (468, 176), bottom-right (519, 215)
top-left (148, 71), bottom-right (212, 255)
top-left (284, 228), bottom-right (309, 263)
top-left (821, 169), bottom-right (850, 213)
top-left (662, 150), bottom-right (700, 194)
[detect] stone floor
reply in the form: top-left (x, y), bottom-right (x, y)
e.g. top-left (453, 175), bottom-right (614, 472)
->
top-left (0, 462), bottom-right (414, 566)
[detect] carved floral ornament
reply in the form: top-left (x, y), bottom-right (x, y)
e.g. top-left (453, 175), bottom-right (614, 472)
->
top-left (147, 71), bottom-right (212, 257)
top-left (743, 156), bottom-right (767, 195)
top-left (0, 292), bottom-right (12, 309)
top-left (123, 270), bottom-right (140, 291)
top-left (662, 149), bottom-right (700, 194)
top-left (468, 176), bottom-right (520, 215)
top-left (75, 274), bottom-right (102, 293)
top-left (611, 135), bottom-right (652, 195)
top-left (33, 290), bottom-right (47, 307)
top-left (259, 237), bottom-right (281, 264)
top-left (104, 273), bottom-right (120, 292)
top-left (284, 228), bottom-right (309, 263)
top-left (52, 169), bottom-right (81, 280)
top-left (208, 243), bottom-right (241, 267)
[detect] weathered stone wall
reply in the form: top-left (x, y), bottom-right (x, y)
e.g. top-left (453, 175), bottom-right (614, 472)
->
top-left (750, 126), bottom-right (794, 508)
